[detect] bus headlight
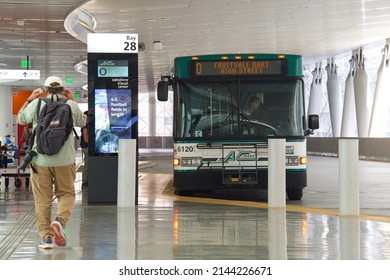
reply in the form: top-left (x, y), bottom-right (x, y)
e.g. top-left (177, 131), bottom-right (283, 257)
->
top-left (181, 157), bottom-right (203, 167)
top-left (299, 156), bottom-right (307, 165)
top-left (173, 158), bottom-right (180, 166)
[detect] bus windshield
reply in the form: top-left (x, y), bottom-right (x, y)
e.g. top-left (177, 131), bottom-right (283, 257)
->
top-left (176, 79), bottom-right (305, 138)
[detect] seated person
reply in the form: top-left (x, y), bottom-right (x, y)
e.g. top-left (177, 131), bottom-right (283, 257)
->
top-left (4, 134), bottom-right (18, 159)
top-left (246, 96), bottom-right (267, 120)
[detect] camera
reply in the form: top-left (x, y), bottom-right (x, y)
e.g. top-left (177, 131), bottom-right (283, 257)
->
top-left (18, 149), bottom-right (37, 172)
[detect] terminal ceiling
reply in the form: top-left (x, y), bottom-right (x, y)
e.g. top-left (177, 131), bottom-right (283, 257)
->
top-left (1, 0), bottom-right (390, 102)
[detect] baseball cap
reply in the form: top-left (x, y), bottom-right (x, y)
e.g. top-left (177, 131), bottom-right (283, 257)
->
top-left (44, 76), bottom-right (64, 88)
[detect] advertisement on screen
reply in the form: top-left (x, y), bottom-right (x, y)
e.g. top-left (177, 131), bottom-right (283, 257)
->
top-left (94, 88), bottom-right (137, 153)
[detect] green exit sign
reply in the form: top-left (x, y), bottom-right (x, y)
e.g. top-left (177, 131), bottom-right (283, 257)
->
top-left (65, 77), bottom-right (73, 84)
top-left (20, 60), bottom-right (31, 68)
top-left (74, 92), bottom-right (81, 99)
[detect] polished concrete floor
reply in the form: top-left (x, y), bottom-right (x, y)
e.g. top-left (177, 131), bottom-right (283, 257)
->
top-left (1, 150), bottom-right (390, 260)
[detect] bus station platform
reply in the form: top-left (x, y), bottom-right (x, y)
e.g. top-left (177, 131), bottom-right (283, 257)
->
top-left (1, 149), bottom-right (390, 260)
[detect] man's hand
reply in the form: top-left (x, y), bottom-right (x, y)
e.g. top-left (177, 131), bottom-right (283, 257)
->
top-left (63, 88), bottom-right (75, 101)
top-left (28, 88), bottom-right (46, 101)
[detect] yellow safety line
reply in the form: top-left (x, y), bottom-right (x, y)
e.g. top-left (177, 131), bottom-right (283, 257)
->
top-left (163, 180), bottom-right (390, 223)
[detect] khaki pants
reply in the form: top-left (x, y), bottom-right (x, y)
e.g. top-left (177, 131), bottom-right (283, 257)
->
top-left (31, 163), bottom-right (76, 239)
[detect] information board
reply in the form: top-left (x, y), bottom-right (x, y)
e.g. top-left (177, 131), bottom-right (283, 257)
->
top-left (88, 34), bottom-right (138, 156)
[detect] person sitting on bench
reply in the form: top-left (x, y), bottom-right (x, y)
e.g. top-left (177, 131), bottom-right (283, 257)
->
top-left (4, 134), bottom-right (18, 159)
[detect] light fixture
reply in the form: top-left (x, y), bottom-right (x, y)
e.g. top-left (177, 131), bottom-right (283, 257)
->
top-left (74, 59), bottom-right (88, 75)
top-left (16, 19), bottom-right (25, 26)
top-left (153, 41), bottom-right (163, 51)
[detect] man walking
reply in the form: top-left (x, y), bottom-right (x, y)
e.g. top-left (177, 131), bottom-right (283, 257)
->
top-left (16, 76), bottom-right (86, 249)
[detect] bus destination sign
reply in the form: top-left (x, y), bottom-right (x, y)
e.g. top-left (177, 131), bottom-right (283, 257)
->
top-left (188, 59), bottom-right (287, 77)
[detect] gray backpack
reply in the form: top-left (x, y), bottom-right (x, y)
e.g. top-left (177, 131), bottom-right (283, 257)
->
top-left (35, 94), bottom-right (74, 155)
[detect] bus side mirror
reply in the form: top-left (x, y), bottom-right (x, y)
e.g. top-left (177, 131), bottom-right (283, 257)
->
top-left (157, 81), bottom-right (169, 101)
top-left (308, 114), bottom-right (319, 132)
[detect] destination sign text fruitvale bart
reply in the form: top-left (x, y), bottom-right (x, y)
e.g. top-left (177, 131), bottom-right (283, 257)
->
top-left (189, 59), bottom-right (287, 77)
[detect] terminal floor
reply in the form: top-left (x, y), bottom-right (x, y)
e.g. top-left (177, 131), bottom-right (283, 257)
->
top-left (1, 150), bottom-right (390, 260)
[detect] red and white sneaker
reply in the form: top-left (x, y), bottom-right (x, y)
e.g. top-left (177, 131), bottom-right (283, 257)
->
top-left (50, 219), bottom-right (67, 247)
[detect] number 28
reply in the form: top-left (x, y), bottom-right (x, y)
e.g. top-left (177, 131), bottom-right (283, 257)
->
top-left (124, 42), bottom-right (137, 51)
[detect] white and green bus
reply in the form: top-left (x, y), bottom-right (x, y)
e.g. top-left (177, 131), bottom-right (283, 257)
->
top-left (158, 54), bottom-right (318, 200)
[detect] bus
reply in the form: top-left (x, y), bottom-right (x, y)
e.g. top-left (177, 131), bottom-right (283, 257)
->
top-left (157, 54), bottom-right (318, 200)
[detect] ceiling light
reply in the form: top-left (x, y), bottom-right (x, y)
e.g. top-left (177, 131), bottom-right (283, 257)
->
top-left (16, 19), bottom-right (25, 26)
top-left (74, 59), bottom-right (88, 75)
top-left (153, 41), bottom-right (163, 51)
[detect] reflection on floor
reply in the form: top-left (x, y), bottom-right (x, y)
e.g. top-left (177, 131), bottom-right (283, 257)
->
top-left (1, 150), bottom-right (390, 260)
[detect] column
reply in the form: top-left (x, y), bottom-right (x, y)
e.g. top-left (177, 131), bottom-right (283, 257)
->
top-left (148, 92), bottom-right (156, 148)
top-left (354, 48), bottom-right (371, 137)
top-left (0, 86), bottom-right (13, 143)
top-left (341, 58), bottom-right (358, 137)
top-left (308, 63), bottom-right (323, 116)
top-left (326, 58), bottom-right (343, 137)
top-left (369, 40), bottom-right (390, 137)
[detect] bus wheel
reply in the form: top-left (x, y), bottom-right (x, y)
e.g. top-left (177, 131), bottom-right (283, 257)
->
top-left (287, 188), bottom-right (303, 200)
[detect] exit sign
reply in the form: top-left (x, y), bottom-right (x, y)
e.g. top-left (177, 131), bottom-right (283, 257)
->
top-left (20, 60), bottom-right (31, 68)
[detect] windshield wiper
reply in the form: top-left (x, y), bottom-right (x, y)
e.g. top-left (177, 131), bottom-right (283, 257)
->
top-left (212, 111), bottom-right (236, 136)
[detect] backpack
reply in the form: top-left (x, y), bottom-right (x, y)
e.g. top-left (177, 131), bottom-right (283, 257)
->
top-left (35, 94), bottom-right (74, 155)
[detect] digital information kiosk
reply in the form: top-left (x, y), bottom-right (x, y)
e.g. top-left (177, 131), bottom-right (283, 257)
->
top-left (87, 33), bottom-right (138, 204)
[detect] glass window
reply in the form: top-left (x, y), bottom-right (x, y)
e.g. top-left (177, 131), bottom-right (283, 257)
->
top-left (176, 79), bottom-right (305, 138)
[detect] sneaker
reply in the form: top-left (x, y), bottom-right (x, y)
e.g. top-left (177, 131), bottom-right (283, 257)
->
top-left (38, 235), bottom-right (54, 249)
top-left (50, 219), bottom-right (67, 247)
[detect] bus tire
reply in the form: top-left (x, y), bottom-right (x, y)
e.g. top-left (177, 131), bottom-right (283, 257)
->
top-left (287, 188), bottom-right (303, 200)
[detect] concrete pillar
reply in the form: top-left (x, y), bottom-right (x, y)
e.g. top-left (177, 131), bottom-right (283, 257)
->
top-left (326, 59), bottom-right (343, 137)
top-left (148, 92), bottom-right (156, 148)
top-left (117, 139), bottom-right (137, 207)
top-left (369, 40), bottom-right (390, 137)
top-left (339, 138), bottom-right (359, 216)
top-left (0, 86), bottom-right (13, 144)
top-left (268, 138), bottom-right (286, 208)
top-left (308, 63), bottom-right (323, 116)
top-left (341, 58), bottom-right (358, 137)
top-left (354, 48), bottom-right (372, 137)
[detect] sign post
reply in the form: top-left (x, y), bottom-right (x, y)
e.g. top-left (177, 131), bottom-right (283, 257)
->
top-left (87, 33), bottom-right (138, 204)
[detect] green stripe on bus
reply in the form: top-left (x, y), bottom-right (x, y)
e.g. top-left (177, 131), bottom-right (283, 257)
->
top-left (174, 168), bottom-right (306, 173)
top-left (175, 139), bottom-right (304, 144)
